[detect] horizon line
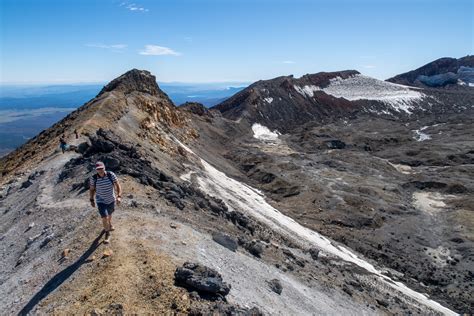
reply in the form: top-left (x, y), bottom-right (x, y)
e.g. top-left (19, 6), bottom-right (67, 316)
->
top-left (0, 80), bottom-right (254, 86)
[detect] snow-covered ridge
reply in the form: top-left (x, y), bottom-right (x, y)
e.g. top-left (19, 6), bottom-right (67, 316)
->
top-left (293, 74), bottom-right (425, 114)
top-left (252, 123), bottom-right (280, 141)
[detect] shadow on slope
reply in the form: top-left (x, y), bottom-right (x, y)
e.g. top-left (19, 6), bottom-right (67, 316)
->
top-left (19, 231), bottom-right (105, 315)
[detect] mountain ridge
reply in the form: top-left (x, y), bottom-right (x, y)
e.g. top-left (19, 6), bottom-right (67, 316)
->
top-left (386, 55), bottom-right (474, 87)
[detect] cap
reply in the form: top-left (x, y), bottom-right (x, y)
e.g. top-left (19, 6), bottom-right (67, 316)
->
top-left (95, 161), bottom-right (105, 170)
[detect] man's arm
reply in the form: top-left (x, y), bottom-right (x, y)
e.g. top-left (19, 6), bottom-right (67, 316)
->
top-left (89, 187), bottom-right (96, 199)
top-left (89, 183), bottom-right (96, 207)
top-left (114, 180), bottom-right (122, 205)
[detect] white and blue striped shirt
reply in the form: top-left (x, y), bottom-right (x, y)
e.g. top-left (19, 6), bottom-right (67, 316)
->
top-left (89, 171), bottom-right (118, 204)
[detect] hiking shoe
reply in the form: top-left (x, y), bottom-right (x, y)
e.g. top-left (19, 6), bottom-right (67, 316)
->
top-left (104, 232), bottom-right (111, 244)
top-left (110, 225), bottom-right (115, 231)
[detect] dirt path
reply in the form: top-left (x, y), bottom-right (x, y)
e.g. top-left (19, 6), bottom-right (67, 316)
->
top-left (33, 211), bottom-right (190, 315)
top-left (36, 151), bottom-right (87, 210)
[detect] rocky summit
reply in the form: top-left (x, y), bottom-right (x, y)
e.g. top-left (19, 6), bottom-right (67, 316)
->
top-left (0, 60), bottom-right (473, 315)
top-left (387, 55), bottom-right (474, 88)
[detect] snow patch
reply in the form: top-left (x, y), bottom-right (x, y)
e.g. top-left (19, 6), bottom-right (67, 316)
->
top-left (252, 123), bottom-right (280, 141)
top-left (319, 74), bottom-right (424, 114)
top-left (413, 126), bottom-right (431, 141)
top-left (263, 97), bottom-right (273, 104)
top-left (425, 246), bottom-right (453, 268)
top-left (389, 163), bottom-right (413, 175)
top-left (293, 84), bottom-right (321, 98)
top-left (412, 192), bottom-right (451, 215)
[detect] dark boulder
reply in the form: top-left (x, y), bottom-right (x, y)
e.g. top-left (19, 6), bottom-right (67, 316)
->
top-left (28, 170), bottom-right (44, 181)
top-left (212, 232), bottom-right (238, 252)
top-left (174, 262), bottom-right (231, 299)
top-left (324, 140), bottom-right (346, 149)
top-left (103, 157), bottom-right (121, 171)
top-left (403, 181), bottom-right (447, 190)
top-left (228, 211), bottom-right (254, 232)
top-left (208, 200), bottom-right (223, 214)
top-left (21, 179), bottom-right (33, 189)
top-left (77, 142), bottom-right (90, 154)
top-left (245, 240), bottom-right (265, 258)
top-left (446, 183), bottom-right (468, 194)
top-left (309, 248), bottom-right (320, 260)
top-left (87, 137), bottom-right (115, 154)
top-left (267, 279), bottom-right (283, 295)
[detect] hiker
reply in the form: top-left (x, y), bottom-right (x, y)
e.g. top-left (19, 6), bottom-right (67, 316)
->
top-left (59, 135), bottom-right (69, 153)
top-left (74, 129), bottom-right (79, 139)
top-left (89, 161), bottom-right (122, 244)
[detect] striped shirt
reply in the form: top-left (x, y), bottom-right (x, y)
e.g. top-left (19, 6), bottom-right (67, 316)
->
top-left (89, 171), bottom-right (118, 204)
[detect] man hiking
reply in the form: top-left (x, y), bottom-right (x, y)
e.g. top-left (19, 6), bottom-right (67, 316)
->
top-left (59, 135), bottom-right (69, 153)
top-left (89, 161), bottom-right (122, 244)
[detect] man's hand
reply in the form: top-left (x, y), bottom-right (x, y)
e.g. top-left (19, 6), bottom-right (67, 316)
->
top-left (90, 199), bottom-right (95, 208)
top-left (116, 196), bottom-right (122, 206)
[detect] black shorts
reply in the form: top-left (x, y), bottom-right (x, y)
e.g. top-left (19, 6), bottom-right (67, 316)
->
top-left (97, 202), bottom-right (115, 218)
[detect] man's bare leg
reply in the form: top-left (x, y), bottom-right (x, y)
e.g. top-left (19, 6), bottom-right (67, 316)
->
top-left (101, 217), bottom-right (109, 231)
top-left (103, 216), bottom-right (111, 243)
top-left (108, 215), bottom-right (115, 231)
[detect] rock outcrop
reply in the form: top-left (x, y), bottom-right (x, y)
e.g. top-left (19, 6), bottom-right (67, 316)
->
top-left (174, 262), bottom-right (231, 299)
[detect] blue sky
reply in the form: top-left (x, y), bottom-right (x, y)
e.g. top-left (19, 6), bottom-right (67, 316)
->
top-left (1, 0), bottom-right (472, 84)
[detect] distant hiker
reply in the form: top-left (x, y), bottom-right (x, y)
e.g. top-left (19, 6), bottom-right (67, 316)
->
top-left (74, 129), bottom-right (79, 139)
top-left (59, 135), bottom-right (69, 153)
top-left (89, 161), bottom-right (122, 244)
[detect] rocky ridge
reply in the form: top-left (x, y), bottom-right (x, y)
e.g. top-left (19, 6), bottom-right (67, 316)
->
top-left (212, 68), bottom-right (474, 133)
top-left (387, 55), bottom-right (474, 88)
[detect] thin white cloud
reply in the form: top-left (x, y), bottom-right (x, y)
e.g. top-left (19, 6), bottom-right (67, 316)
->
top-left (363, 65), bottom-right (376, 69)
top-left (283, 60), bottom-right (296, 64)
top-left (125, 3), bottom-right (149, 12)
top-left (139, 45), bottom-right (181, 56)
top-left (184, 37), bottom-right (193, 43)
top-left (86, 43), bottom-right (127, 50)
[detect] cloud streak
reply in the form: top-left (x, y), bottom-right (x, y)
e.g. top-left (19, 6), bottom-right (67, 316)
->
top-left (120, 2), bottom-right (149, 12)
top-left (85, 43), bottom-right (127, 50)
top-left (282, 60), bottom-right (295, 64)
top-left (139, 45), bottom-right (181, 56)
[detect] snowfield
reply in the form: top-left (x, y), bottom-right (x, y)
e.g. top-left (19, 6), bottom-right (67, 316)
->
top-left (294, 74), bottom-right (425, 114)
top-left (252, 123), bottom-right (280, 141)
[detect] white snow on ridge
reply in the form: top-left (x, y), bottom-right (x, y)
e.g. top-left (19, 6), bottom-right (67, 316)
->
top-left (177, 140), bottom-right (456, 316)
top-left (293, 84), bottom-right (321, 98)
top-left (294, 74), bottom-right (425, 114)
top-left (252, 123), bottom-right (280, 141)
top-left (323, 75), bottom-right (424, 114)
top-left (263, 97), bottom-right (273, 104)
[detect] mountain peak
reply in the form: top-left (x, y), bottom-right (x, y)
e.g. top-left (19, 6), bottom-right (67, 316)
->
top-left (386, 55), bottom-right (474, 87)
top-left (98, 69), bottom-right (160, 96)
